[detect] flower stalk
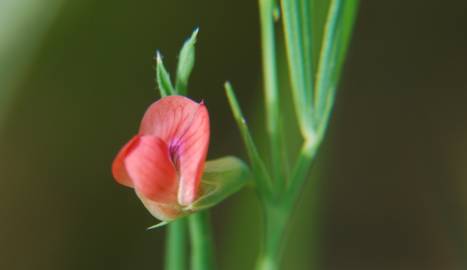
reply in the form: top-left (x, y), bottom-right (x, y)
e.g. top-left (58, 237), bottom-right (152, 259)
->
top-left (188, 211), bottom-right (215, 270)
top-left (165, 218), bottom-right (187, 270)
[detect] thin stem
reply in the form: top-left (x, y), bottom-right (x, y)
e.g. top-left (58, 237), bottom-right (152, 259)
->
top-left (188, 211), bottom-right (215, 270)
top-left (286, 141), bottom-right (319, 209)
top-left (258, 0), bottom-right (284, 189)
top-left (165, 219), bottom-right (187, 270)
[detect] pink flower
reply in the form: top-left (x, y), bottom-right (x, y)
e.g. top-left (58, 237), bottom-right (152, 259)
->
top-left (112, 96), bottom-right (210, 220)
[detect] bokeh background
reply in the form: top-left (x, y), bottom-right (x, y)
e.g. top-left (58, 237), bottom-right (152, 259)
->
top-left (1, 0), bottom-right (466, 269)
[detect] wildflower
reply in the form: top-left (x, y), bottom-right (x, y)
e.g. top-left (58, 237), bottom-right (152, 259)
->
top-left (112, 96), bottom-right (209, 220)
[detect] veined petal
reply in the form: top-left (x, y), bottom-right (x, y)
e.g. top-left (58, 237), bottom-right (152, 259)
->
top-left (112, 135), bottom-right (139, 188)
top-left (123, 135), bottom-right (178, 204)
top-left (139, 96), bottom-right (205, 143)
top-left (139, 96), bottom-right (210, 206)
top-left (177, 104), bottom-right (209, 206)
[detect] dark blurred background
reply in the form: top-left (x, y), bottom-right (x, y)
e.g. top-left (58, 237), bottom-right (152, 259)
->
top-left (1, 1), bottom-right (466, 269)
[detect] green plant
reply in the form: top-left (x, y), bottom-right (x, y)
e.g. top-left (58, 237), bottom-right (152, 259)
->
top-left (118, 0), bottom-right (359, 269)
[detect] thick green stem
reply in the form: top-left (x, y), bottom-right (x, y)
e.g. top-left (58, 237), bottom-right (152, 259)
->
top-left (259, 0), bottom-right (284, 187)
top-left (188, 211), bottom-right (215, 270)
top-left (256, 202), bottom-right (289, 270)
top-left (165, 219), bottom-right (187, 270)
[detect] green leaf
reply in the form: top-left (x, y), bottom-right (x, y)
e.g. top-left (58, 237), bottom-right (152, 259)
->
top-left (314, 0), bottom-right (359, 133)
top-left (156, 51), bottom-right (175, 97)
top-left (146, 220), bottom-right (169, 230)
top-left (280, 0), bottom-right (315, 138)
top-left (188, 156), bottom-right (250, 211)
top-left (175, 28), bottom-right (198, 95)
top-left (258, 0), bottom-right (284, 186)
top-left (334, 0), bottom-right (359, 84)
top-left (224, 82), bottom-right (273, 199)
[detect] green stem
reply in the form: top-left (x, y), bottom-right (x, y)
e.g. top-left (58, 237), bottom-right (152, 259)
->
top-left (256, 202), bottom-right (289, 270)
top-left (286, 140), bottom-right (319, 208)
top-left (258, 0), bottom-right (284, 188)
top-left (165, 219), bottom-right (187, 270)
top-left (188, 211), bottom-right (215, 270)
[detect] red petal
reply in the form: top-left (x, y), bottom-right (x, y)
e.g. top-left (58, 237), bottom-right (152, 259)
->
top-left (112, 135), bottom-right (139, 188)
top-left (176, 104), bottom-right (209, 206)
top-left (123, 135), bottom-right (178, 204)
top-left (139, 96), bottom-right (210, 206)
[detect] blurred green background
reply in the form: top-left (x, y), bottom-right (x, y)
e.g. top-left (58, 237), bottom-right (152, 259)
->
top-left (1, 0), bottom-right (466, 269)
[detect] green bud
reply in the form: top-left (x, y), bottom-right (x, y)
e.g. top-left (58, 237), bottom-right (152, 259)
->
top-left (155, 51), bottom-right (175, 97)
top-left (175, 28), bottom-right (198, 95)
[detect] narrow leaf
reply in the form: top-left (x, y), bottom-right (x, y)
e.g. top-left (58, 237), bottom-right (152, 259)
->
top-left (175, 28), bottom-right (198, 95)
top-left (334, 0), bottom-right (359, 83)
top-left (280, 0), bottom-right (315, 138)
top-left (224, 82), bottom-right (272, 199)
top-left (315, 0), bottom-right (359, 132)
top-left (258, 0), bottom-right (284, 185)
top-left (146, 220), bottom-right (169, 230)
top-left (156, 51), bottom-right (175, 97)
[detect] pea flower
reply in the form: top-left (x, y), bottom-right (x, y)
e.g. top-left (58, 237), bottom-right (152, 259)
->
top-left (112, 96), bottom-right (209, 221)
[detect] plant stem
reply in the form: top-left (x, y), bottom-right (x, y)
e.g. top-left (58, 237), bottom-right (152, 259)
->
top-left (256, 202), bottom-right (289, 270)
top-left (188, 211), bottom-right (215, 270)
top-left (258, 0), bottom-right (284, 188)
top-left (165, 219), bottom-right (187, 270)
top-left (286, 140), bottom-right (319, 207)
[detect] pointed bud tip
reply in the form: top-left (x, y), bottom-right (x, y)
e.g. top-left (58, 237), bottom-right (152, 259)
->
top-left (192, 27), bottom-right (199, 37)
top-left (146, 221), bottom-right (169, 230)
top-left (156, 51), bottom-right (162, 63)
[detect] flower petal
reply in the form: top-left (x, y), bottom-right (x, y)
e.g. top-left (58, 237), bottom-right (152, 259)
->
top-left (135, 190), bottom-right (182, 221)
top-left (139, 96), bottom-right (210, 206)
top-left (176, 104), bottom-right (209, 206)
top-left (112, 135), bottom-right (139, 188)
top-left (123, 135), bottom-right (178, 204)
top-left (139, 96), bottom-right (204, 143)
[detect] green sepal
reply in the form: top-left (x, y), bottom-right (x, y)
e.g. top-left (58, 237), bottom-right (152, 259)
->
top-left (187, 156), bottom-right (250, 211)
top-left (175, 28), bottom-right (198, 95)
